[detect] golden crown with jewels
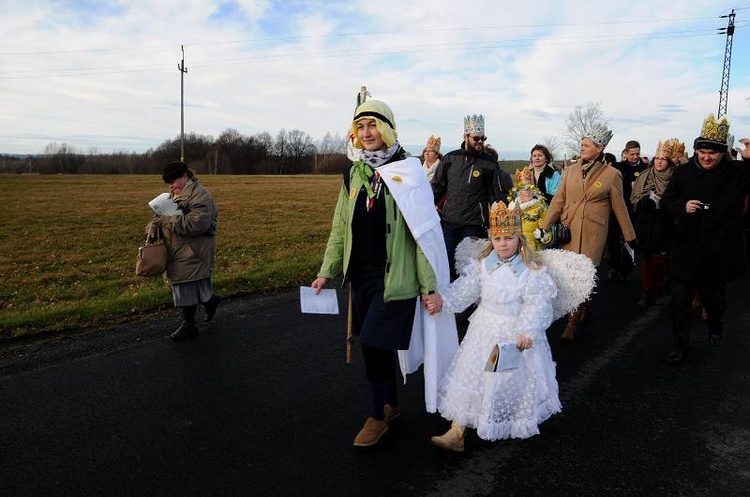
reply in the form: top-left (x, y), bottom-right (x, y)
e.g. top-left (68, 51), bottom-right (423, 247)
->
top-left (699, 114), bottom-right (730, 144)
top-left (489, 201), bottom-right (523, 237)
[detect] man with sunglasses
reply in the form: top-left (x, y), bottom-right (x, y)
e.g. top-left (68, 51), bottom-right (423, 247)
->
top-left (432, 114), bottom-right (512, 280)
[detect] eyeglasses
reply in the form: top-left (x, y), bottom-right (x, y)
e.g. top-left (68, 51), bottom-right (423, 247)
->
top-left (654, 156), bottom-right (668, 161)
top-left (471, 135), bottom-right (487, 142)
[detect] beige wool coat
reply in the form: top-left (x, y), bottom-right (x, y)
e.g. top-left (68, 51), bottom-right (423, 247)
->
top-left (158, 179), bottom-right (219, 284)
top-left (541, 159), bottom-right (635, 266)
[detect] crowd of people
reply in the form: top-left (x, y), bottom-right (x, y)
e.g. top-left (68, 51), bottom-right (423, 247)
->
top-left (148, 96), bottom-right (750, 454)
top-left (306, 100), bottom-right (749, 452)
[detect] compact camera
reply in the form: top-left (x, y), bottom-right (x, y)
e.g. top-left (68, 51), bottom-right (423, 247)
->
top-left (698, 202), bottom-right (711, 210)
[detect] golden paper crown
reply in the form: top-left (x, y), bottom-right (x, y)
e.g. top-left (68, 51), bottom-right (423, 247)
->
top-left (489, 201), bottom-right (523, 237)
top-left (699, 114), bottom-right (730, 144)
top-left (514, 166), bottom-right (534, 186)
top-left (425, 135), bottom-right (441, 152)
top-left (655, 138), bottom-right (686, 162)
top-left (671, 140), bottom-right (686, 160)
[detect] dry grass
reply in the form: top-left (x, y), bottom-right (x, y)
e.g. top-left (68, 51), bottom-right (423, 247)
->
top-left (0, 174), bottom-right (341, 338)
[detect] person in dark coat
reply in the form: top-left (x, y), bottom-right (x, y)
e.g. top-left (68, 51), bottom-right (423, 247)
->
top-left (432, 114), bottom-right (512, 279)
top-left (660, 115), bottom-right (750, 364)
top-left (608, 140), bottom-right (648, 282)
top-left (630, 141), bottom-right (679, 306)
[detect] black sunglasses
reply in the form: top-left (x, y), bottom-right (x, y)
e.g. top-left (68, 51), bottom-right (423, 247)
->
top-left (471, 135), bottom-right (487, 142)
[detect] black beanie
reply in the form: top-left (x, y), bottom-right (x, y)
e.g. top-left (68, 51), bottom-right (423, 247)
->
top-left (162, 161), bottom-right (188, 183)
top-left (693, 137), bottom-right (728, 153)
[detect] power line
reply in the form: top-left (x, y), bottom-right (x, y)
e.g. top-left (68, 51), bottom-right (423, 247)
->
top-left (0, 14), bottom-right (737, 57)
top-left (0, 24), bottom-right (735, 80)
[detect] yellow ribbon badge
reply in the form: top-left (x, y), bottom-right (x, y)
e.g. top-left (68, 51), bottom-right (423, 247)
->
top-left (472, 170), bottom-right (481, 178)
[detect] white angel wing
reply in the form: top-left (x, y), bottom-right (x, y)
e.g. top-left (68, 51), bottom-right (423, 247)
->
top-left (537, 249), bottom-right (597, 320)
top-left (454, 237), bottom-right (490, 276)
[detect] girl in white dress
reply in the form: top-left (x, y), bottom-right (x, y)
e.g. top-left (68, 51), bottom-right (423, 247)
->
top-left (425, 201), bottom-right (561, 452)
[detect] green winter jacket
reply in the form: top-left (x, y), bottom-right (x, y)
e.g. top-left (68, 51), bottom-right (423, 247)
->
top-left (317, 160), bottom-right (437, 301)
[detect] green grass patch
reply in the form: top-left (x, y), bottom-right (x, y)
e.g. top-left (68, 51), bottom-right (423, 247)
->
top-left (0, 174), bottom-right (340, 338)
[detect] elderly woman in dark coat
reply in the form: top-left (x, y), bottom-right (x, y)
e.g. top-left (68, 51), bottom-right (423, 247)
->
top-left (156, 161), bottom-right (220, 341)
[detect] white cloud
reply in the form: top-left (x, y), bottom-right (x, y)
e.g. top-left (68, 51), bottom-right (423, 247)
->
top-left (0, 0), bottom-right (747, 157)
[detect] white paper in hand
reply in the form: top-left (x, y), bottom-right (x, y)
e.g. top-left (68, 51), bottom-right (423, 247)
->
top-left (149, 192), bottom-right (181, 216)
top-left (484, 342), bottom-right (523, 372)
top-left (300, 287), bottom-right (339, 314)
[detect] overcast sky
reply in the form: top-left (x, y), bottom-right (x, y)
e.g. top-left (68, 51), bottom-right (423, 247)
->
top-left (1, 0), bottom-right (749, 159)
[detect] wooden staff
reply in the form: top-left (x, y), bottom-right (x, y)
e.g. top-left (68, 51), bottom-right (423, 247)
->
top-left (346, 283), bottom-right (353, 364)
top-left (346, 85), bottom-right (369, 364)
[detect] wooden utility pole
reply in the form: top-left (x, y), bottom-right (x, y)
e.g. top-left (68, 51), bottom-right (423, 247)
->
top-left (178, 45), bottom-right (188, 162)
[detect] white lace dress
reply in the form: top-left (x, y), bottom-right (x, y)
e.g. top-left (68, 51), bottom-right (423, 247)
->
top-left (436, 256), bottom-right (561, 440)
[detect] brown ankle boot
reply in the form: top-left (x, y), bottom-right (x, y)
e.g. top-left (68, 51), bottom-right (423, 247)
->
top-left (430, 422), bottom-right (466, 452)
top-left (353, 417), bottom-right (388, 447)
top-left (561, 312), bottom-right (578, 343)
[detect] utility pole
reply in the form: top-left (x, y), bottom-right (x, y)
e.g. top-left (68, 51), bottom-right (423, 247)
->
top-left (178, 45), bottom-right (188, 162)
top-left (717, 10), bottom-right (735, 119)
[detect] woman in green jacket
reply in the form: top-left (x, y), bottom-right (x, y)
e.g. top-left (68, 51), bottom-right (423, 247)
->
top-left (311, 99), bottom-right (441, 447)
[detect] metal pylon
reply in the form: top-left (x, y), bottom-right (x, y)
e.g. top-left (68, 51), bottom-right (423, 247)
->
top-left (718, 10), bottom-right (736, 119)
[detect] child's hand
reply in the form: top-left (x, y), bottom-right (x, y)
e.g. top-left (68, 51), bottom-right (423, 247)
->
top-left (516, 334), bottom-right (533, 350)
top-left (423, 293), bottom-right (443, 315)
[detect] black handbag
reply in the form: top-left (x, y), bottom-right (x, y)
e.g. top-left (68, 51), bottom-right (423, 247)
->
top-left (552, 223), bottom-right (572, 244)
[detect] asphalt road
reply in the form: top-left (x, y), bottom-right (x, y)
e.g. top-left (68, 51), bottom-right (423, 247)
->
top-left (1, 269), bottom-right (749, 496)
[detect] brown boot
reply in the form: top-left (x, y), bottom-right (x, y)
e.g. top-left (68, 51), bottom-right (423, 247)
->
top-left (384, 404), bottom-right (401, 424)
top-left (431, 421), bottom-right (465, 452)
top-left (577, 301), bottom-right (592, 323)
top-left (560, 311), bottom-right (579, 343)
top-left (353, 417), bottom-right (388, 447)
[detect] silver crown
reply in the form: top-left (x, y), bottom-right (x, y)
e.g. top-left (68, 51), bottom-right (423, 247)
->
top-left (586, 122), bottom-right (614, 147)
top-left (464, 114), bottom-right (485, 134)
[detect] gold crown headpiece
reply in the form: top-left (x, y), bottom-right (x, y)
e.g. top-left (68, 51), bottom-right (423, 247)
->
top-left (699, 114), bottom-right (730, 144)
top-left (425, 135), bottom-right (441, 152)
top-left (489, 201), bottom-right (523, 237)
top-left (671, 139), bottom-right (686, 160)
top-left (656, 139), bottom-right (677, 160)
top-left (514, 166), bottom-right (534, 186)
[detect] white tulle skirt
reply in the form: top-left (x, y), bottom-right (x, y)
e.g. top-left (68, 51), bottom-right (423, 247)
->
top-left (436, 306), bottom-right (561, 441)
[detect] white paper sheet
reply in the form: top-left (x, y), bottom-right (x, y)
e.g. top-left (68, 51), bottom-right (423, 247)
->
top-left (299, 287), bottom-right (339, 315)
top-left (484, 342), bottom-right (523, 372)
top-left (149, 192), bottom-right (181, 216)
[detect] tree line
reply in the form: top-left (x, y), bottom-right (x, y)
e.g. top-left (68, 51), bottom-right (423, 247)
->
top-left (0, 127), bottom-right (351, 176)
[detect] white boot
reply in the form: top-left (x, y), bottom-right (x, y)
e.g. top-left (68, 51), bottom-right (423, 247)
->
top-left (430, 421), bottom-right (466, 452)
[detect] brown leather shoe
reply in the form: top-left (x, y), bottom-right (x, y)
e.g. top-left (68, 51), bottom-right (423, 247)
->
top-left (353, 417), bottom-right (388, 447)
top-left (384, 404), bottom-right (401, 423)
top-left (430, 424), bottom-right (465, 452)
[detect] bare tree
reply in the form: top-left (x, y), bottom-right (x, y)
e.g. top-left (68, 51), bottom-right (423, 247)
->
top-left (541, 136), bottom-right (560, 161)
top-left (563, 102), bottom-right (607, 156)
top-left (275, 128), bottom-right (288, 174)
top-left (286, 129), bottom-right (317, 173)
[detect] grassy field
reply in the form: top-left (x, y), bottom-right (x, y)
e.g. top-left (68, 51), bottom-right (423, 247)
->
top-left (0, 174), bottom-right (341, 339)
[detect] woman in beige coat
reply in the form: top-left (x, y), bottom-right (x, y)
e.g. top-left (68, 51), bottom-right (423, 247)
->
top-left (540, 127), bottom-right (636, 342)
top-left (156, 161), bottom-right (221, 341)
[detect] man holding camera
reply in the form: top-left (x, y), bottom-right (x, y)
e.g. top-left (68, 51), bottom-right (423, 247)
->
top-left (660, 115), bottom-right (750, 364)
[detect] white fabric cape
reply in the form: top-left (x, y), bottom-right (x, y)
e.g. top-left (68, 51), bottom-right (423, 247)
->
top-left (377, 157), bottom-right (459, 413)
